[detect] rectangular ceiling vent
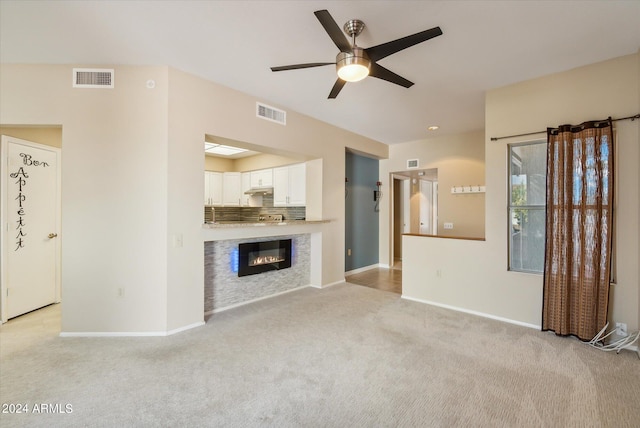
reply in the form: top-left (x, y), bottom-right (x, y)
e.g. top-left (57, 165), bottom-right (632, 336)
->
top-left (407, 159), bottom-right (419, 169)
top-left (72, 68), bottom-right (114, 88)
top-left (256, 102), bottom-right (286, 125)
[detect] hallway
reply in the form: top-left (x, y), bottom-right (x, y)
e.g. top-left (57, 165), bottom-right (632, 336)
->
top-left (345, 265), bottom-right (402, 294)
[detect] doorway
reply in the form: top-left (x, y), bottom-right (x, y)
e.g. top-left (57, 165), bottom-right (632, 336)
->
top-left (392, 177), bottom-right (410, 269)
top-left (1, 135), bottom-right (61, 322)
top-left (390, 169), bottom-right (438, 268)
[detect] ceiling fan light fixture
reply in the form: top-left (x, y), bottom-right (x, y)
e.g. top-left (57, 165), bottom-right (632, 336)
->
top-left (336, 48), bottom-right (370, 82)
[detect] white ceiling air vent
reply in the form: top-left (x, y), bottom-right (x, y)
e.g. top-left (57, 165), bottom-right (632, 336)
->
top-left (256, 102), bottom-right (286, 125)
top-left (72, 68), bottom-right (114, 88)
top-left (407, 159), bottom-right (419, 169)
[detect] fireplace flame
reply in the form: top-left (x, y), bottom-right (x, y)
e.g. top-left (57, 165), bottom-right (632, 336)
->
top-left (250, 255), bottom-right (285, 266)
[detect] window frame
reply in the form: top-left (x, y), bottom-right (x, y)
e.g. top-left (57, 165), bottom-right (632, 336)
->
top-left (507, 139), bottom-right (547, 274)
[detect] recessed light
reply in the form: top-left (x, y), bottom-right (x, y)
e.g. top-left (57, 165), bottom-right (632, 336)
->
top-left (427, 125), bottom-right (439, 131)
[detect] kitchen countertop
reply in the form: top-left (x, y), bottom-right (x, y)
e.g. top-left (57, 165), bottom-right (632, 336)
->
top-left (203, 219), bottom-right (330, 228)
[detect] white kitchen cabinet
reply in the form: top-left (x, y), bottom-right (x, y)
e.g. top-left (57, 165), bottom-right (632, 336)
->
top-left (222, 172), bottom-right (242, 206)
top-left (241, 172), bottom-right (252, 206)
top-left (250, 168), bottom-right (273, 188)
top-left (204, 171), bottom-right (222, 206)
top-left (287, 163), bottom-right (306, 205)
top-left (273, 163), bottom-right (306, 206)
top-left (273, 167), bottom-right (289, 206)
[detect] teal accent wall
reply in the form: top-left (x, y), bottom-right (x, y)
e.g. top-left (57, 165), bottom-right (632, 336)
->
top-left (345, 152), bottom-right (379, 272)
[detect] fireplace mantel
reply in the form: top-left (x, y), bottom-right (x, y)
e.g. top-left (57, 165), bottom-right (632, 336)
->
top-left (202, 219), bottom-right (329, 242)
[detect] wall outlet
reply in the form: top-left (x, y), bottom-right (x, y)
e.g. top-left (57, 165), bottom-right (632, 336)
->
top-left (117, 287), bottom-right (125, 298)
top-left (615, 322), bottom-right (628, 336)
top-left (443, 222), bottom-right (454, 230)
top-left (347, 249), bottom-right (351, 256)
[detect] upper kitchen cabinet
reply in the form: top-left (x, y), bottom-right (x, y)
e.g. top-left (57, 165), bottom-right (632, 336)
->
top-left (222, 172), bottom-right (242, 206)
top-left (204, 171), bottom-right (222, 206)
top-left (241, 172), bottom-right (252, 206)
top-left (250, 168), bottom-right (273, 188)
top-left (273, 163), bottom-right (306, 206)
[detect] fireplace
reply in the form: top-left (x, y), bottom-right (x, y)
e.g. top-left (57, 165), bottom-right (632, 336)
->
top-left (238, 239), bottom-right (292, 277)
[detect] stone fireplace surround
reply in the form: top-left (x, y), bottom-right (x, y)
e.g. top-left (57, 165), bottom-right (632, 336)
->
top-left (204, 234), bottom-right (310, 313)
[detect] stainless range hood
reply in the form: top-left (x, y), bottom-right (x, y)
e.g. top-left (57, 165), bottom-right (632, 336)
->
top-left (244, 186), bottom-right (273, 195)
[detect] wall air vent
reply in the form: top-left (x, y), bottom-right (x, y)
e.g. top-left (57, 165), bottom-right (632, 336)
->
top-left (407, 159), bottom-right (419, 169)
top-left (256, 102), bottom-right (286, 125)
top-left (72, 68), bottom-right (114, 88)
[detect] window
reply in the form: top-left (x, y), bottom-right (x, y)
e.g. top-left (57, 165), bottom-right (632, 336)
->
top-left (508, 141), bottom-right (546, 273)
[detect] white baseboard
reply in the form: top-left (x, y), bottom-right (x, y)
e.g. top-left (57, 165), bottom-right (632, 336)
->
top-left (318, 279), bottom-right (346, 289)
top-left (167, 321), bottom-right (205, 335)
top-left (379, 263), bottom-right (391, 269)
top-left (60, 321), bottom-right (206, 337)
top-left (345, 264), bottom-right (380, 276)
top-left (60, 332), bottom-right (166, 337)
top-left (401, 295), bottom-right (541, 330)
top-left (206, 285), bottom-right (311, 315)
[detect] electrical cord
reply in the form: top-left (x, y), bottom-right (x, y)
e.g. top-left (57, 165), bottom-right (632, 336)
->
top-left (588, 322), bottom-right (640, 358)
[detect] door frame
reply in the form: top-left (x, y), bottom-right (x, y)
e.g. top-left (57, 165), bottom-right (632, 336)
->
top-left (1, 135), bottom-right (62, 323)
top-left (389, 174), bottom-right (411, 267)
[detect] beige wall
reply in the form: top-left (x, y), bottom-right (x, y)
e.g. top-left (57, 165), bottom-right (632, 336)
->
top-left (1, 64), bottom-right (171, 333)
top-left (0, 126), bottom-right (62, 148)
top-left (233, 153), bottom-right (302, 172)
top-left (205, 152), bottom-right (306, 173)
top-left (379, 130), bottom-right (485, 265)
top-left (0, 63), bottom-right (387, 333)
top-left (204, 155), bottom-right (234, 172)
top-left (403, 53), bottom-right (639, 332)
top-left (166, 69), bottom-right (387, 332)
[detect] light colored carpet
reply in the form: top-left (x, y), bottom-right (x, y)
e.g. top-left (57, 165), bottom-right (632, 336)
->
top-left (1, 283), bottom-right (638, 427)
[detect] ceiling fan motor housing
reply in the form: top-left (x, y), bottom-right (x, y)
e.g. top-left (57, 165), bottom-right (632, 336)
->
top-left (336, 47), bottom-right (370, 82)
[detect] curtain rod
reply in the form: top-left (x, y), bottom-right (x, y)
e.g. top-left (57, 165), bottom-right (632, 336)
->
top-left (490, 114), bottom-right (640, 141)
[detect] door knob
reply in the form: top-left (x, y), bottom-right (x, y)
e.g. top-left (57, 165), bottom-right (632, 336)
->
top-left (48, 233), bottom-right (58, 239)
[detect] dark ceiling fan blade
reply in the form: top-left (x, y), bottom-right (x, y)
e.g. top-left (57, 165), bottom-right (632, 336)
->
top-left (328, 78), bottom-right (347, 99)
top-left (369, 63), bottom-right (414, 88)
top-left (271, 62), bottom-right (334, 72)
top-left (365, 26), bottom-right (442, 62)
top-left (314, 9), bottom-right (352, 52)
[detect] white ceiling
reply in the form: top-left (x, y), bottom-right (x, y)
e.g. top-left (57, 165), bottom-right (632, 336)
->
top-left (1, 1), bottom-right (639, 145)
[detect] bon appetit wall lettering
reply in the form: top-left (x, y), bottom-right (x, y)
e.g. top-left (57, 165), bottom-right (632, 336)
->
top-left (9, 152), bottom-right (50, 251)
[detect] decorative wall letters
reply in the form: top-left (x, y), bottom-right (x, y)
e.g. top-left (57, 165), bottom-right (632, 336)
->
top-left (9, 153), bottom-right (50, 251)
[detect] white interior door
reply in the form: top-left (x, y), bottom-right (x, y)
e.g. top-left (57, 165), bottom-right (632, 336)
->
top-left (402, 179), bottom-right (410, 234)
top-left (1, 136), bottom-right (61, 322)
top-left (432, 181), bottom-right (438, 234)
top-left (419, 180), bottom-right (433, 235)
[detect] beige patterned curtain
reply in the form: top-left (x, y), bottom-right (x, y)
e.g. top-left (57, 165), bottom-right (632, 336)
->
top-left (542, 119), bottom-right (614, 341)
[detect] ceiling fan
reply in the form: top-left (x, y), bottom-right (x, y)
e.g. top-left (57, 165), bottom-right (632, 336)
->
top-left (270, 9), bottom-right (442, 99)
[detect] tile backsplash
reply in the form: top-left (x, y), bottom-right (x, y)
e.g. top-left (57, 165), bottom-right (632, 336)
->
top-left (210, 196), bottom-right (305, 222)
